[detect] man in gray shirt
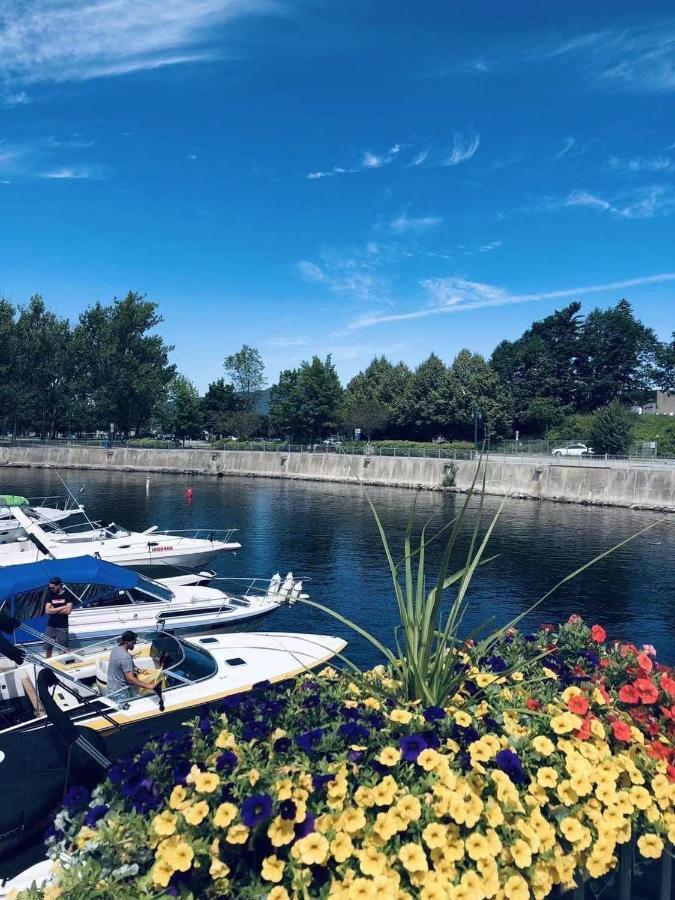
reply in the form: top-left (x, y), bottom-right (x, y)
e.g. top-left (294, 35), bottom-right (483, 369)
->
top-left (107, 631), bottom-right (149, 701)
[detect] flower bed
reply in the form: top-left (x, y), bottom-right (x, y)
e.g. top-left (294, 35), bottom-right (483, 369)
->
top-left (22, 617), bottom-right (675, 900)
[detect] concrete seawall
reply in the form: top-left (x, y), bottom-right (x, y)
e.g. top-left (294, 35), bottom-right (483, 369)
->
top-left (0, 445), bottom-right (673, 512)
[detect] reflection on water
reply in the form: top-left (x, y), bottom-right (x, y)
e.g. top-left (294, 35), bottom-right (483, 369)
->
top-left (4, 468), bottom-right (673, 668)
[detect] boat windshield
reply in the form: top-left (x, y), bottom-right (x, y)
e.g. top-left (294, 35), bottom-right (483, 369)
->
top-left (135, 576), bottom-right (174, 602)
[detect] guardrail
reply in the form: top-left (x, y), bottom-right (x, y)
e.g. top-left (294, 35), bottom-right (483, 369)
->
top-left (1, 438), bottom-right (673, 466)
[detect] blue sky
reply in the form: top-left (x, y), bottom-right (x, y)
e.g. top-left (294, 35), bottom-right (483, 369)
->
top-left (1, 0), bottom-right (674, 390)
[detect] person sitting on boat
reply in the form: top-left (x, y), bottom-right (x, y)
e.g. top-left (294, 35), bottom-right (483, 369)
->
top-left (44, 577), bottom-right (74, 659)
top-left (107, 630), bottom-right (150, 701)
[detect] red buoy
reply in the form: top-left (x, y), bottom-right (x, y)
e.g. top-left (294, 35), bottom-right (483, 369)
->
top-left (185, 487), bottom-right (193, 502)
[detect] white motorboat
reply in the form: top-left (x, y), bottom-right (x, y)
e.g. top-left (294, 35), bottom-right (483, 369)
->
top-left (0, 625), bottom-right (347, 860)
top-left (0, 556), bottom-right (306, 647)
top-left (0, 495), bottom-right (84, 541)
top-left (1, 506), bottom-right (240, 569)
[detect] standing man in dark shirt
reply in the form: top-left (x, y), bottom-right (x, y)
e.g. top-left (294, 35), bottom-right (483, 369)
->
top-left (44, 577), bottom-right (73, 658)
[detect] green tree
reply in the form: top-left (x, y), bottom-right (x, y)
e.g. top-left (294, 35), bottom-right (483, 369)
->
top-left (396, 354), bottom-right (453, 440)
top-left (72, 292), bottom-right (175, 436)
top-left (201, 378), bottom-right (239, 438)
top-left (450, 349), bottom-right (513, 439)
top-left (224, 345), bottom-right (266, 411)
top-left (222, 410), bottom-right (261, 440)
top-left (0, 300), bottom-right (16, 434)
top-left (295, 355), bottom-right (343, 442)
top-left (162, 375), bottom-right (203, 443)
top-left (588, 402), bottom-right (634, 455)
top-left (343, 356), bottom-right (412, 437)
top-left (576, 300), bottom-right (658, 410)
top-left (268, 369), bottom-right (301, 439)
top-left (341, 395), bottom-right (390, 440)
top-left (654, 333), bottom-right (675, 392)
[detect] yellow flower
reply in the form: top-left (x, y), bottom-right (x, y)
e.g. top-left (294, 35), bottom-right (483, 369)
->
top-left (532, 735), bottom-right (555, 756)
top-left (363, 697), bottom-right (381, 710)
top-left (503, 873), bottom-right (530, 900)
top-left (465, 832), bottom-right (490, 861)
top-left (389, 708), bottom-right (414, 724)
top-left (511, 671), bottom-right (524, 682)
top-left (294, 833), bottom-right (329, 866)
top-left (209, 857), bottom-right (230, 879)
top-left (536, 767), bottom-right (558, 788)
top-left (453, 710), bottom-right (472, 727)
top-left (550, 712), bottom-right (582, 734)
top-left (637, 834), bottom-right (664, 859)
top-left (213, 802), bottom-right (237, 829)
top-left (422, 822), bottom-right (448, 849)
top-left (225, 824), bottom-right (249, 845)
top-left (396, 793), bottom-right (422, 822)
top-left (354, 786), bottom-right (375, 808)
top-left (169, 785), bottom-right (188, 810)
top-left (330, 831), bottom-right (354, 862)
top-left (542, 666), bottom-right (559, 680)
top-left (475, 672), bottom-right (497, 688)
top-left (557, 780), bottom-right (579, 806)
top-left (511, 838), bottom-right (532, 869)
top-left (559, 817), bottom-right (584, 843)
top-left (417, 748), bottom-right (441, 771)
top-left (268, 888), bottom-right (290, 900)
top-left (152, 858), bottom-right (174, 888)
top-left (339, 806), bottom-right (367, 833)
top-left (261, 854), bottom-right (285, 883)
top-left (348, 879), bottom-right (377, 899)
top-left (398, 842), bottom-right (428, 873)
top-left (183, 801), bottom-right (209, 826)
top-left (215, 730), bottom-right (237, 750)
top-left (248, 768), bottom-right (261, 786)
top-left (372, 775), bottom-right (398, 807)
top-left (359, 845), bottom-right (386, 877)
top-left (75, 826), bottom-right (98, 849)
top-left (157, 837), bottom-right (194, 873)
top-left (268, 816), bottom-right (295, 847)
top-left (377, 746), bottom-right (401, 767)
top-left (152, 811), bottom-right (177, 836)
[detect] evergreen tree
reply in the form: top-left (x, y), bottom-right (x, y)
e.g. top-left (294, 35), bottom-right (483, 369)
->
top-left (450, 348), bottom-right (513, 438)
top-left (201, 378), bottom-right (239, 438)
top-left (396, 354), bottom-right (452, 440)
top-left (654, 333), bottom-right (675, 393)
top-left (159, 376), bottom-right (203, 443)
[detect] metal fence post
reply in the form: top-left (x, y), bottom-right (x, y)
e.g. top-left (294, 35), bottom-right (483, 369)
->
top-left (618, 840), bottom-right (632, 900)
top-left (660, 844), bottom-right (672, 900)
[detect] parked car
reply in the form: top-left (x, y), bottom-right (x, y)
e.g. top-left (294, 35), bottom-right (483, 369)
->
top-left (322, 438), bottom-right (343, 447)
top-left (551, 442), bottom-right (593, 457)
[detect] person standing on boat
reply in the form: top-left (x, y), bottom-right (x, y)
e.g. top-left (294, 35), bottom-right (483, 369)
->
top-left (44, 577), bottom-right (74, 658)
top-left (107, 630), bottom-right (148, 701)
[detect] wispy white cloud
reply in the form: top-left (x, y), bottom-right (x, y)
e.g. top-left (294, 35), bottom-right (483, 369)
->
top-left (0, 0), bottom-right (275, 86)
top-left (346, 273), bottom-right (675, 331)
top-left (609, 155), bottom-right (675, 173)
top-left (2, 90), bottom-right (30, 106)
top-left (40, 166), bottom-right (97, 179)
top-left (297, 260), bottom-right (325, 282)
top-left (389, 212), bottom-right (442, 233)
top-left (478, 240), bottom-right (502, 253)
top-left (262, 335), bottom-right (308, 349)
top-left (547, 25), bottom-right (675, 92)
top-left (297, 250), bottom-right (389, 305)
top-left (553, 137), bottom-right (577, 160)
top-left (442, 133), bottom-right (480, 166)
top-left (306, 134), bottom-right (479, 180)
top-left (563, 185), bottom-right (675, 218)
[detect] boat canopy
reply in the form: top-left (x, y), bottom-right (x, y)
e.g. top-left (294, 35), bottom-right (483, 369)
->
top-left (0, 555), bottom-right (141, 603)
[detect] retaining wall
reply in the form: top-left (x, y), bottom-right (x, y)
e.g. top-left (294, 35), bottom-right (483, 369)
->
top-left (0, 446), bottom-right (673, 512)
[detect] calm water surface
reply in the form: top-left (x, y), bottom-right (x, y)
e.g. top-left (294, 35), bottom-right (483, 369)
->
top-left (4, 468), bottom-right (673, 666)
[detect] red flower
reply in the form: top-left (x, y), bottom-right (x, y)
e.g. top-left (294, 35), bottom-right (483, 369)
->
top-left (620, 643), bottom-right (638, 658)
top-left (568, 695), bottom-right (589, 716)
top-left (575, 717), bottom-right (593, 741)
top-left (618, 684), bottom-right (640, 704)
top-left (526, 699), bottom-right (540, 710)
top-left (647, 741), bottom-right (670, 760)
top-left (661, 674), bottom-right (675, 697)
top-left (635, 678), bottom-right (659, 704)
top-left (667, 765), bottom-right (675, 783)
top-left (611, 720), bottom-right (632, 742)
top-left (568, 614), bottom-right (583, 624)
top-left (597, 684), bottom-right (611, 704)
top-left (590, 625), bottom-right (606, 643)
top-left (637, 652), bottom-right (654, 674)
top-left (539, 624), bottom-right (555, 633)
top-left (599, 658), bottom-right (610, 669)
top-left (647, 721), bottom-right (660, 737)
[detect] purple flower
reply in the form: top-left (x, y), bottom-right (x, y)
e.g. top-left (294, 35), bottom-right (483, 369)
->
top-left (241, 793), bottom-right (273, 828)
top-left (273, 736), bottom-right (292, 754)
top-left (295, 813), bottom-right (315, 838)
top-left (279, 799), bottom-right (297, 820)
top-left (295, 728), bottom-right (324, 753)
top-left (84, 804), bottom-right (109, 827)
top-left (488, 656), bottom-right (508, 673)
top-left (216, 750), bottom-right (238, 772)
top-left (399, 734), bottom-right (428, 762)
top-left (495, 749), bottom-right (527, 785)
top-left (63, 785), bottom-right (90, 812)
top-left (423, 706), bottom-right (446, 722)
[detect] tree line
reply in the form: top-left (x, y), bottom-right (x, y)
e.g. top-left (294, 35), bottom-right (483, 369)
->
top-left (1, 293), bottom-right (673, 444)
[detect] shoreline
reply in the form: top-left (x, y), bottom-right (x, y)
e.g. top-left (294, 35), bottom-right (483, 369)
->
top-left (1, 445), bottom-right (673, 513)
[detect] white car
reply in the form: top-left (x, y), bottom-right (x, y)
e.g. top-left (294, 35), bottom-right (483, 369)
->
top-left (551, 442), bottom-right (593, 457)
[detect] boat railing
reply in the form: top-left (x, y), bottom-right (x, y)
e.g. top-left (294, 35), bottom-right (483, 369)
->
top-left (25, 495), bottom-right (83, 513)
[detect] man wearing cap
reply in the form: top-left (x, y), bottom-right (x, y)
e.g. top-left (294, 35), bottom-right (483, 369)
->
top-left (44, 577), bottom-right (74, 658)
top-left (107, 630), bottom-right (148, 701)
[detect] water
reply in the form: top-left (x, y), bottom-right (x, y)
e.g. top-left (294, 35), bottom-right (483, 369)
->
top-left (4, 468), bottom-right (673, 666)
